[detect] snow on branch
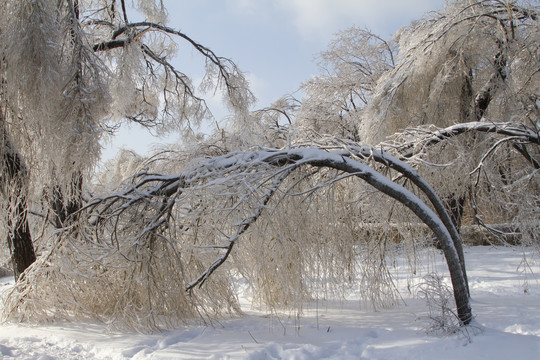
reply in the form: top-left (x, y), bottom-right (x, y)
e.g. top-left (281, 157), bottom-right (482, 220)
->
top-left (185, 169), bottom-right (293, 291)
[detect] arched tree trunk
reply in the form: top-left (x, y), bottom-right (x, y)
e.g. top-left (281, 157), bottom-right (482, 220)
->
top-left (349, 145), bottom-right (469, 294)
top-left (297, 149), bottom-right (472, 325)
top-left (180, 147), bottom-right (473, 325)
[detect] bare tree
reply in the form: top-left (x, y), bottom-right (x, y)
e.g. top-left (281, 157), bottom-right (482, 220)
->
top-left (297, 28), bottom-right (395, 140)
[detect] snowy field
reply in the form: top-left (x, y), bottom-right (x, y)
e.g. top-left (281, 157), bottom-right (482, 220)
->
top-left (0, 246), bottom-right (539, 359)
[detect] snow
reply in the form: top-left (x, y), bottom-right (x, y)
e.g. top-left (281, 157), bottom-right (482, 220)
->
top-left (1, 246), bottom-right (539, 359)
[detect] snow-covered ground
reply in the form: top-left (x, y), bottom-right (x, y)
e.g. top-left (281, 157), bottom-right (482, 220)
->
top-left (0, 246), bottom-right (539, 359)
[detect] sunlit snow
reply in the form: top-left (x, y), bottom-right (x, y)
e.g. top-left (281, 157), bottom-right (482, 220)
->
top-left (1, 246), bottom-right (538, 359)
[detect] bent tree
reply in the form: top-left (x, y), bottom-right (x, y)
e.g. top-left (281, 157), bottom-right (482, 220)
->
top-left (3, 0), bottom-right (538, 335)
top-left (2, 142), bottom-right (472, 330)
top-left (186, 146), bottom-right (473, 325)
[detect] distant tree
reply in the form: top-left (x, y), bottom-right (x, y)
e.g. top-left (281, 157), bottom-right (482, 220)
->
top-left (297, 28), bottom-right (395, 140)
top-left (360, 0), bottom-right (539, 231)
top-left (297, 0), bottom-right (539, 234)
top-left (0, 0), bottom-right (253, 279)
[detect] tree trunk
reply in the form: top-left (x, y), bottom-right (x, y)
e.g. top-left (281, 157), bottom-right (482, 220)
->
top-left (6, 192), bottom-right (36, 280)
top-left (49, 171), bottom-right (83, 228)
top-left (1, 129), bottom-right (36, 280)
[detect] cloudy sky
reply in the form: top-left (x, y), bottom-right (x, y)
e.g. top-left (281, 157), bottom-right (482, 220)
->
top-left (102, 0), bottom-right (446, 161)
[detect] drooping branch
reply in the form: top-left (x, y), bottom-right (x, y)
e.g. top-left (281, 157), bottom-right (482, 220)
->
top-left (139, 43), bottom-right (203, 104)
top-left (110, 22), bottom-right (230, 72)
top-left (89, 18), bottom-right (253, 129)
top-left (93, 21), bottom-right (245, 101)
top-left (186, 168), bottom-right (293, 291)
top-left (84, 171), bottom-right (186, 221)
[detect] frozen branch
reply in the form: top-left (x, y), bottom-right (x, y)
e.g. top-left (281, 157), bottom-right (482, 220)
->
top-left (392, 121), bottom-right (540, 159)
top-left (186, 169), bottom-right (293, 291)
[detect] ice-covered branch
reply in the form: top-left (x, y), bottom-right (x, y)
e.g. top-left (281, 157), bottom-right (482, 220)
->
top-left (186, 169), bottom-right (293, 291)
top-left (389, 121), bottom-right (540, 159)
top-left (93, 20), bottom-right (254, 113)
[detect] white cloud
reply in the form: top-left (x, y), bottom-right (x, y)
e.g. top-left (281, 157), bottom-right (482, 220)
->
top-left (246, 72), bottom-right (266, 101)
top-left (225, 0), bottom-right (275, 18)
top-left (224, 0), bottom-right (444, 43)
top-left (275, 0), bottom-right (338, 36)
top-left (275, 0), bottom-right (443, 40)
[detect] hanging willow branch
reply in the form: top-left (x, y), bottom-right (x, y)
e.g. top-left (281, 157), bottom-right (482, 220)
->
top-left (186, 168), bottom-right (293, 291)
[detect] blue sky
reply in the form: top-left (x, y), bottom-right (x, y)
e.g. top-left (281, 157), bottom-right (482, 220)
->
top-left (102, 0), bottom-right (445, 162)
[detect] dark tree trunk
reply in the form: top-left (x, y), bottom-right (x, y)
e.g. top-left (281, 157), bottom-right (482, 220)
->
top-left (446, 194), bottom-right (465, 231)
top-left (1, 129), bottom-right (36, 280)
top-left (50, 171), bottom-right (83, 228)
top-left (7, 192), bottom-right (36, 280)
